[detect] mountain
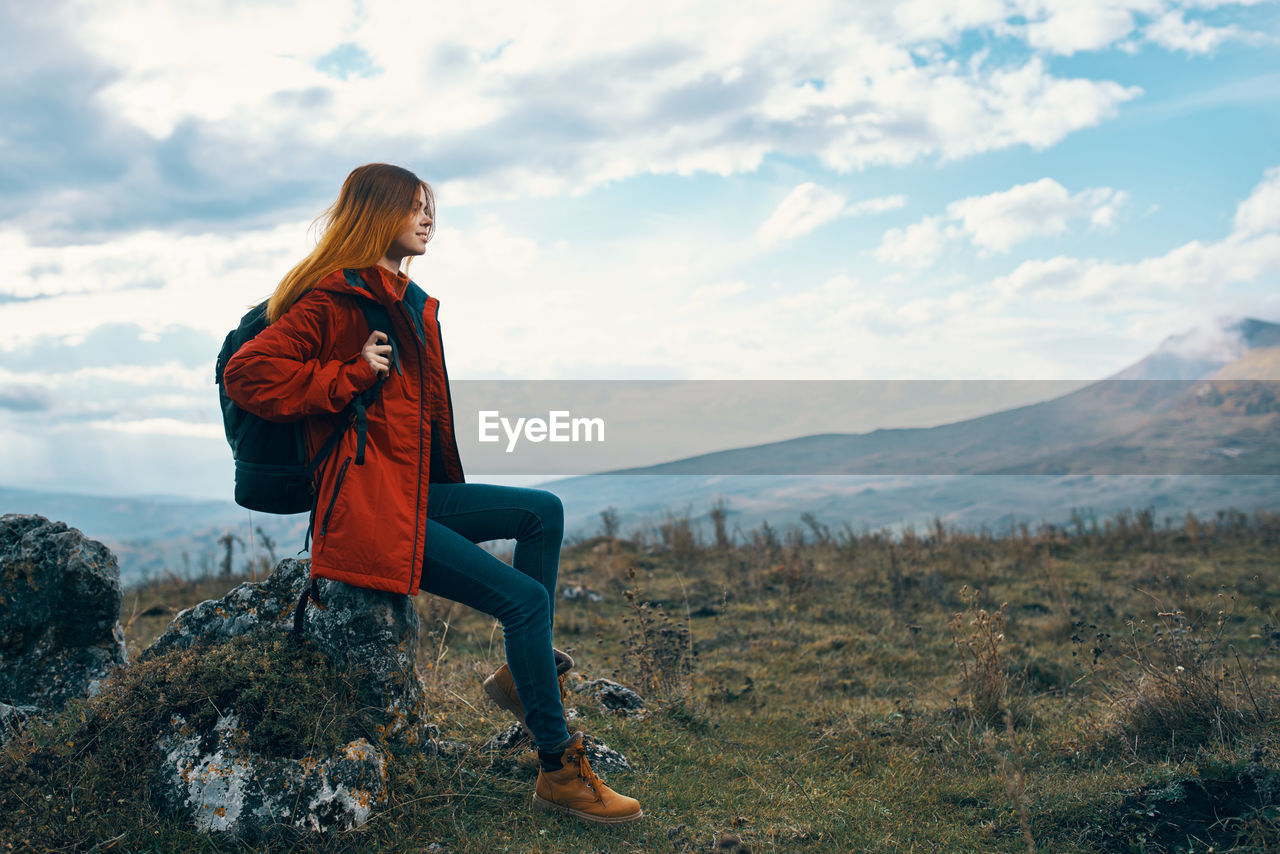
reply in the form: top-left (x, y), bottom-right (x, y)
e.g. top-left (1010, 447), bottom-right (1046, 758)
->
top-left (1108, 317), bottom-right (1280, 380)
top-left (992, 348), bottom-right (1280, 476)
top-left (542, 316), bottom-right (1280, 537)
top-left (594, 322), bottom-right (1280, 478)
top-left (3, 316), bottom-right (1277, 580)
top-left (596, 378), bottom-right (1195, 476)
top-left (0, 486), bottom-right (309, 586)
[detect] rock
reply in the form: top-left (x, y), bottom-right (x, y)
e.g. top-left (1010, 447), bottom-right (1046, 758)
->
top-left (482, 721), bottom-right (634, 774)
top-left (155, 711), bottom-right (387, 839)
top-left (572, 678), bottom-right (647, 717)
top-left (144, 557), bottom-right (432, 746)
top-left (580, 734), bottom-right (635, 774)
top-left (484, 722), bottom-right (530, 754)
top-left (143, 559), bottom-right (438, 839)
top-left (434, 738), bottom-right (470, 759)
top-left (0, 701), bottom-right (41, 745)
top-left (561, 584), bottom-right (604, 602)
top-left (0, 514), bottom-right (128, 711)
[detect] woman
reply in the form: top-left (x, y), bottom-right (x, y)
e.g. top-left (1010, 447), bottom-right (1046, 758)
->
top-left (222, 163), bottom-right (643, 825)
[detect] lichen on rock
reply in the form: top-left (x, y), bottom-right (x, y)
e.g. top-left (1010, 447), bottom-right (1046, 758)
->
top-left (155, 711), bottom-right (388, 839)
top-left (138, 558), bottom-right (435, 839)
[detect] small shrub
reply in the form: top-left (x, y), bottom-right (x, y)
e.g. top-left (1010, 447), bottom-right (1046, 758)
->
top-left (948, 585), bottom-right (1021, 727)
top-left (1094, 601), bottom-right (1277, 758)
top-left (617, 565), bottom-right (696, 705)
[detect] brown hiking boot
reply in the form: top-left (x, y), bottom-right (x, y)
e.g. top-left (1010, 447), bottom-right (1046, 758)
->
top-left (532, 731), bottom-right (643, 824)
top-left (482, 648), bottom-right (574, 730)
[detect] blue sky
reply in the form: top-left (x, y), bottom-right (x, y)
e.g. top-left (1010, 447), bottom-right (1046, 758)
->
top-left (1, 0), bottom-right (1278, 498)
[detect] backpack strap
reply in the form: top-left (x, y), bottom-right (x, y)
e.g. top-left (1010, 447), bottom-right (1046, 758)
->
top-left (356, 296), bottom-right (401, 377)
top-left (292, 577), bottom-right (320, 637)
top-left (350, 296), bottom-right (397, 464)
top-left (295, 289), bottom-right (398, 555)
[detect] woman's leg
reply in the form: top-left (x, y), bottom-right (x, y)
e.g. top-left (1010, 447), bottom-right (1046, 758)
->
top-left (419, 482), bottom-right (570, 751)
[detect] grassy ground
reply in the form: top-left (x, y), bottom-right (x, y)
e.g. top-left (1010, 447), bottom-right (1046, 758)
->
top-left (3, 506), bottom-right (1278, 852)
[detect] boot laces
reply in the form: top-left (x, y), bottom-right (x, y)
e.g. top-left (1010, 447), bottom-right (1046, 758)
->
top-left (567, 744), bottom-right (605, 802)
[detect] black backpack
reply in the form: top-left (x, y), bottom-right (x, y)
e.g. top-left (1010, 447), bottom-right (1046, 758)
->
top-left (214, 290), bottom-right (399, 519)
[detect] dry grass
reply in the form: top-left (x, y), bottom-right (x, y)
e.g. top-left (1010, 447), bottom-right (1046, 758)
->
top-left (4, 504), bottom-right (1279, 852)
top-left (1091, 600), bottom-right (1278, 759)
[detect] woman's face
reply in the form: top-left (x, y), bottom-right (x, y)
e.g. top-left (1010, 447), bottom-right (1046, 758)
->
top-left (388, 185), bottom-right (433, 259)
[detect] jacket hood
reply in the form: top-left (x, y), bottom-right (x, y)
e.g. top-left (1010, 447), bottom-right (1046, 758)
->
top-left (312, 265), bottom-right (410, 304)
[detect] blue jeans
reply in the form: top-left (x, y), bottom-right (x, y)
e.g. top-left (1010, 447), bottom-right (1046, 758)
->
top-left (420, 482), bottom-right (572, 751)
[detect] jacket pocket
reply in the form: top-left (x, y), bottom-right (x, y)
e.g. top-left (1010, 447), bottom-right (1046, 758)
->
top-left (319, 455), bottom-right (352, 538)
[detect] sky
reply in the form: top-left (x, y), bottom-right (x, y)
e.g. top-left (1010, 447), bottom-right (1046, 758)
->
top-left (1, 0), bottom-right (1279, 499)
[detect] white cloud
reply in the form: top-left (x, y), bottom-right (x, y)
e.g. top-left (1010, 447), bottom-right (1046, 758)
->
top-left (757, 183), bottom-right (849, 245)
top-left (875, 217), bottom-right (952, 269)
top-left (1144, 9), bottom-right (1264, 53)
top-left (877, 178), bottom-right (1127, 265)
top-left (51, 0), bottom-right (1147, 207)
top-left (1023, 0), bottom-right (1158, 55)
top-left (990, 165), bottom-right (1280, 302)
top-left (848, 195), bottom-right (910, 216)
top-left (64, 0), bottom-right (356, 140)
top-left (0, 223), bottom-right (312, 349)
top-left (1233, 165), bottom-right (1280, 236)
top-left (893, 1), bottom-right (1270, 57)
top-left (685, 281), bottom-right (749, 313)
top-left (949, 179), bottom-right (1128, 253)
top-left (84, 418), bottom-right (224, 439)
top-left (756, 183), bottom-right (905, 245)
top-left (0, 364), bottom-right (209, 392)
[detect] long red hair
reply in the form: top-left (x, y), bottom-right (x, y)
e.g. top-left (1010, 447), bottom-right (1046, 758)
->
top-left (267, 163), bottom-right (435, 322)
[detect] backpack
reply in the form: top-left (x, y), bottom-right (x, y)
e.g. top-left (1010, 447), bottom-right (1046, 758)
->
top-left (214, 288), bottom-right (399, 519)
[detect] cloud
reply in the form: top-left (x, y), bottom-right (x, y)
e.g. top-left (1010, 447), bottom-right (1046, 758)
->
top-left (1233, 165), bottom-right (1280, 236)
top-left (756, 183), bottom-right (905, 245)
top-left (0, 223), bottom-right (311, 350)
top-left (1023, 1), bottom-right (1151, 55)
top-left (874, 217), bottom-right (953, 269)
top-left (891, 1), bottom-right (1272, 56)
top-left (990, 165), bottom-right (1280, 301)
top-left (0, 385), bottom-right (52, 412)
top-left (1144, 9), bottom-right (1268, 54)
top-left (0, 1), bottom-right (1158, 239)
top-left (947, 178), bottom-right (1129, 253)
top-left (0, 323), bottom-right (219, 373)
top-left (1153, 317), bottom-right (1255, 361)
top-left (876, 178), bottom-right (1127, 265)
top-left (85, 418), bottom-right (224, 439)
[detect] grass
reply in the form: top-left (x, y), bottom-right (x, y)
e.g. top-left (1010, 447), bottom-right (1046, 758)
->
top-left (2, 505), bottom-right (1278, 852)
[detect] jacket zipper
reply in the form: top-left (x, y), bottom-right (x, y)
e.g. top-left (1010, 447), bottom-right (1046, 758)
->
top-left (435, 306), bottom-right (464, 483)
top-left (400, 300), bottom-right (426, 595)
top-left (319, 455), bottom-right (352, 538)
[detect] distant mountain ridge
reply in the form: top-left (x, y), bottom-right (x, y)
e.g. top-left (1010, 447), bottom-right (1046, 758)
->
top-left (3, 316), bottom-right (1277, 584)
top-left (1109, 317), bottom-right (1280, 380)
top-left (0, 486), bottom-right (307, 586)
top-left (542, 314), bottom-right (1280, 538)
top-left (594, 317), bottom-right (1280, 477)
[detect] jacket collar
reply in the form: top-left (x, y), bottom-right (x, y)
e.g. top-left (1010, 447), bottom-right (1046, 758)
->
top-left (313, 265), bottom-right (410, 303)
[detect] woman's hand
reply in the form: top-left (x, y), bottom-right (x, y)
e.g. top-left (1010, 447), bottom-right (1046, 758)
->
top-left (362, 331), bottom-right (392, 377)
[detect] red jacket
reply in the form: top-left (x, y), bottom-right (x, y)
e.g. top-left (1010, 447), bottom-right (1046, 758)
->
top-left (223, 265), bottom-right (465, 595)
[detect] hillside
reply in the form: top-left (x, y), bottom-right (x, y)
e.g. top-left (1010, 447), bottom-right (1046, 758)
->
top-left (4, 505), bottom-right (1278, 851)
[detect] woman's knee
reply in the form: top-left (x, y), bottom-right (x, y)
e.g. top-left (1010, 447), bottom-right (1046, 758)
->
top-left (516, 489), bottom-right (563, 542)
top-left (502, 575), bottom-right (551, 625)
top-left (535, 489), bottom-right (563, 535)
